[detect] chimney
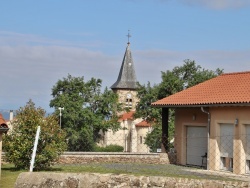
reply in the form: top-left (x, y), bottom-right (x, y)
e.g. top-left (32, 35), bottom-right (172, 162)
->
top-left (10, 110), bottom-right (13, 121)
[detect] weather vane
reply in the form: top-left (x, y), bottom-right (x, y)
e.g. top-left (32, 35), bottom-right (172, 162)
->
top-left (126, 30), bottom-right (131, 44)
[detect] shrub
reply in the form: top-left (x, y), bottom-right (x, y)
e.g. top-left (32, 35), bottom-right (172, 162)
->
top-left (3, 100), bottom-right (67, 170)
top-left (94, 144), bottom-right (124, 152)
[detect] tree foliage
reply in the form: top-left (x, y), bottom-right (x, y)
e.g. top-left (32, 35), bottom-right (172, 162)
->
top-left (136, 60), bottom-right (223, 151)
top-left (157, 59), bottom-right (223, 99)
top-left (3, 100), bottom-right (67, 170)
top-left (49, 74), bottom-right (122, 151)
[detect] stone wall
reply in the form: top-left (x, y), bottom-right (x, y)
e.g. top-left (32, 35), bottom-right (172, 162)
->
top-left (15, 172), bottom-right (250, 188)
top-left (58, 152), bottom-right (175, 165)
top-left (1, 152), bottom-right (176, 165)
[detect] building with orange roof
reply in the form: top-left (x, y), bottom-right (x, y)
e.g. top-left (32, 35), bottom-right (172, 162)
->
top-left (152, 71), bottom-right (250, 175)
top-left (98, 39), bottom-right (151, 153)
top-left (0, 114), bottom-right (9, 177)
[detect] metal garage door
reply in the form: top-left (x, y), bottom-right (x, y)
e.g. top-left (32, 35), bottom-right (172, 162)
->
top-left (187, 126), bottom-right (207, 166)
top-left (220, 124), bottom-right (234, 171)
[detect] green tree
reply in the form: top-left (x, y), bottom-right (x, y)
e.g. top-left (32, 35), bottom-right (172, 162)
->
top-left (134, 82), bottom-right (161, 123)
top-left (157, 59), bottom-right (223, 99)
top-left (50, 74), bottom-right (121, 151)
top-left (136, 60), bottom-right (223, 151)
top-left (3, 100), bottom-right (66, 170)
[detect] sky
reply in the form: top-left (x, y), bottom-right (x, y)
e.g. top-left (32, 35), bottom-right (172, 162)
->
top-left (1, 0), bottom-right (250, 113)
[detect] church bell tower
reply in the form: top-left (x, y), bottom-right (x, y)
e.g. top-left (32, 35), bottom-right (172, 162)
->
top-left (111, 32), bottom-right (138, 110)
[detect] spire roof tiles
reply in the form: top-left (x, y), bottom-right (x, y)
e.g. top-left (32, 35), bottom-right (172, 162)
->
top-left (111, 43), bottom-right (137, 90)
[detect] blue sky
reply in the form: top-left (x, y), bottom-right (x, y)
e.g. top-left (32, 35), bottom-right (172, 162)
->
top-left (1, 0), bottom-right (250, 113)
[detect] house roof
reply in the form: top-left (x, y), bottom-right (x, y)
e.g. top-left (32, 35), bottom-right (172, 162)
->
top-left (0, 114), bottom-right (7, 125)
top-left (0, 114), bottom-right (8, 128)
top-left (152, 71), bottom-right (250, 107)
top-left (111, 42), bottom-right (137, 90)
top-left (119, 111), bottom-right (135, 121)
top-left (119, 111), bottom-right (151, 127)
top-left (136, 120), bottom-right (151, 127)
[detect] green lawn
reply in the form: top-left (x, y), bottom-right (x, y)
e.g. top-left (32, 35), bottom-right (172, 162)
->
top-left (1, 163), bottom-right (244, 187)
top-left (1, 164), bottom-right (26, 188)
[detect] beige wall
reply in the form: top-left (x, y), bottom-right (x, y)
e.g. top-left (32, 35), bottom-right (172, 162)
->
top-left (174, 106), bottom-right (250, 175)
top-left (98, 117), bottom-right (150, 153)
top-left (136, 126), bottom-right (151, 153)
top-left (209, 107), bottom-right (250, 174)
top-left (175, 108), bottom-right (208, 165)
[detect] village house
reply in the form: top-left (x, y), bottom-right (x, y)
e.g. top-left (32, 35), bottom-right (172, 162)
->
top-left (152, 71), bottom-right (250, 175)
top-left (98, 41), bottom-right (151, 153)
top-left (0, 114), bottom-right (9, 176)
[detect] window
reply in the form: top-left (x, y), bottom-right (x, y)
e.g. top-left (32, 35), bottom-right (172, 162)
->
top-left (140, 136), bottom-right (143, 144)
top-left (246, 160), bottom-right (250, 174)
top-left (125, 98), bottom-right (133, 108)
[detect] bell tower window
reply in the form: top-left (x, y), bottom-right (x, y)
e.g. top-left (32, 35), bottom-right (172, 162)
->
top-left (126, 93), bottom-right (133, 108)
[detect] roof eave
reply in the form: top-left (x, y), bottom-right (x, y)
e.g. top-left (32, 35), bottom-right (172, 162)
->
top-left (0, 127), bottom-right (9, 133)
top-left (151, 103), bottom-right (250, 108)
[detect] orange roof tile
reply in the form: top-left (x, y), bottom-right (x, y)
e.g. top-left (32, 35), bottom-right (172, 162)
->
top-left (119, 111), bottom-right (135, 121)
top-left (136, 120), bottom-right (151, 127)
top-left (0, 114), bottom-right (8, 128)
top-left (152, 71), bottom-right (250, 107)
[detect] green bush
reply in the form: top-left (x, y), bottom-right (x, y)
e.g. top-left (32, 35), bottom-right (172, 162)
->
top-left (94, 144), bottom-right (124, 152)
top-left (3, 100), bottom-right (67, 170)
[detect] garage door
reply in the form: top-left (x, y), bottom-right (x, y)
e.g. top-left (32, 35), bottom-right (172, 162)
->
top-left (220, 124), bottom-right (234, 158)
top-left (187, 126), bottom-right (207, 166)
top-left (220, 124), bottom-right (234, 171)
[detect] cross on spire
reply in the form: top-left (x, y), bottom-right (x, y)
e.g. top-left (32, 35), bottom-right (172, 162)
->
top-left (126, 30), bottom-right (131, 44)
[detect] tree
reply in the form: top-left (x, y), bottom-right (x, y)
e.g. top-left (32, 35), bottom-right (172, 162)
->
top-left (136, 60), bottom-right (223, 151)
top-left (50, 74), bottom-right (122, 151)
top-left (134, 82), bottom-right (161, 123)
top-left (157, 59), bottom-right (223, 99)
top-left (3, 100), bottom-right (66, 170)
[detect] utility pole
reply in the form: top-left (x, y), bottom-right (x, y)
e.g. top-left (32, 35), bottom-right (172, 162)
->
top-left (58, 107), bottom-right (64, 129)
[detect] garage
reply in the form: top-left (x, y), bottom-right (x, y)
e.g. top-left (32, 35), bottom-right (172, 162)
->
top-left (186, 126), bottom-right (207, 166)
top-left (220, 124), bottom-right (234, 171)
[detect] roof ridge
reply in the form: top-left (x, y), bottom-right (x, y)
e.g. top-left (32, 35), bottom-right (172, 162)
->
top-left (221, 71), bottom-right (250, 76)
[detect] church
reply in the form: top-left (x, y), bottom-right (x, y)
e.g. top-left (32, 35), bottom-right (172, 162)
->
top-left (98, 40), bottom-right (151, 153)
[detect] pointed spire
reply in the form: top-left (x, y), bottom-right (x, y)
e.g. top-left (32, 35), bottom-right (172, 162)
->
top-left (111, 39), bottom-right (137, 90)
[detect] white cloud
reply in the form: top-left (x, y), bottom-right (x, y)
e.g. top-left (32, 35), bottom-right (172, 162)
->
top-left (0, 31), bottom-right (102, 48)
top-left (134, 49), bottom-right (250, 85)
top-left (179, 0), bottom-right (250, 9)
top-left (0, 44), bottom-right (119, 111)
top-left (1, 31), bottom-right (250, 111)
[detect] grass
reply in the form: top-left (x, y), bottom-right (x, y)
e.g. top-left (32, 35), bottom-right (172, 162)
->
top-left (0, 164), bottom-right (26, 188)
top-left (1, 163), bottom-right (246, 187)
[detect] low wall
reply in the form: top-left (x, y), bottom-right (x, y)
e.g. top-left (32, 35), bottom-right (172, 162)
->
top-left (58, 152), bottom-right (175, 164)
top-left (15, 172), bottom-right (250, 188)
top-left (2, 152), bottom-right (176, 164)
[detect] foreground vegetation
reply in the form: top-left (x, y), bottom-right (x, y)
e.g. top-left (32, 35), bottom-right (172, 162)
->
top-left (3, 101), bottom-right (67, 170)
top-left (1, 162), bottom-right (242, 188)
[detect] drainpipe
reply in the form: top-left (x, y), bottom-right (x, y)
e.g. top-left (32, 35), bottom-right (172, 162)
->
top-left (201, 107), bottom-right (210, 170)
